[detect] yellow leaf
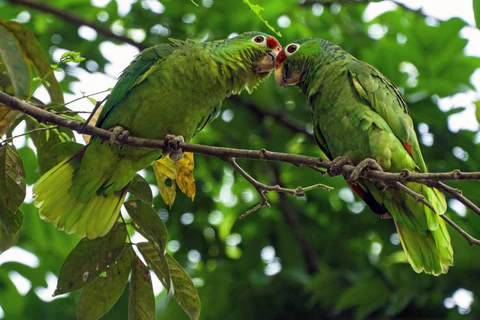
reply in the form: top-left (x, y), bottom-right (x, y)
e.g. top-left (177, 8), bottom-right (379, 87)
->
top-left (0, 106), bottom-right (20, 136)
top-left (176, 152), bottom-right (196, 201)
top-left (153, 152), bottom-right (196, 207)
top-left (153, 157), bottom-right (177, 208)
top-left (82, 105), bottom-right (103, 143)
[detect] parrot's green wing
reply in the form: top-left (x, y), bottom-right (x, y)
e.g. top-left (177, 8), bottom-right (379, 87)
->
top-left (97, 41), bottom-right (191, 127)
top-left (348, 60), bottom-right (428, 173)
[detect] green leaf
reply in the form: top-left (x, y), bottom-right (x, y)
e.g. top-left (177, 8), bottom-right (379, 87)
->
top-left (475, 101), bottom-right (480, 124)
top-left (128, 174), bottom-right (153, 205)
top-left (1, 20), bottom-right (64, 103)
top-left (166, 253), bottom-right (201, 320)
top-left (242, 0), bottom-right (281, 37)
top-left (77, 245), bottom-right (134, 320)
top-left (0, 144), bottom-right (26, 213)
top-left (0, 206), bottom-right (23, 253)
top-left (129, 256), bottom-right (155, 320)
top-left (0, 23), bottom-right (30, 97)
top-left (55, 223), bottom-right (127, 295)
top-left (474, 0), bottom-right (480, 28)
top-left (125, 200), bottom-right (167, 252)
top-left (136, 242), bottom-right (171, 294)
top-left (335, 277), bottom-right (390, 320)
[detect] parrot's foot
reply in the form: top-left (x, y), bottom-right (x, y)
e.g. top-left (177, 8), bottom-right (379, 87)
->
top-left (163, 134), bottom-right (185, 161)
top-left (328, 156), bottom-right (353, 177)
top-left (348, 158), bottom-right (383, 183)
top-left (108, 126), bottom-right (129, 147)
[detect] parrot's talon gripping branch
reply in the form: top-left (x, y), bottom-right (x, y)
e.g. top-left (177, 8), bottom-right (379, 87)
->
top-left (327, 156), bottom-right (353, 177)
top-left (347, 158), bottom-right (383, 183)
top-left (108, 126), bottom-right (129, 147)
top-left (163, 134), bottom-right (185, 161)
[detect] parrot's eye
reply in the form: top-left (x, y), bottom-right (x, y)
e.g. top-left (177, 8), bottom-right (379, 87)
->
top-left (252, 35), bottom-right (267, 46)
top-left (285, 43), bottom-right (300, 56)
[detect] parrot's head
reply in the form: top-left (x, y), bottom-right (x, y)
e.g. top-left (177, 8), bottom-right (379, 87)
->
top-left (223, 32), bottom-right (282, 91)
top-left (274, 38), bottom-right (320, 88)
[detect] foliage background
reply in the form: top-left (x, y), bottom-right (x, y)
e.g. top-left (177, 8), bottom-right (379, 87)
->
top-left (1, 0), bottom-right (480, 318)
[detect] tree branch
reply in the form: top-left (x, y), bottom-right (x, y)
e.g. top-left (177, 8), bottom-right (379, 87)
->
top-left (8, 0), bottom-right (147, 51)
top-left (1, 91), bottom-right (479, 246)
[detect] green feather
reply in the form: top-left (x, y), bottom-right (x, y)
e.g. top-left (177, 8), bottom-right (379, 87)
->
top-left (281, 38), bottom-right (453, 275)
top-left (34, 32), bottom-right (277, 238)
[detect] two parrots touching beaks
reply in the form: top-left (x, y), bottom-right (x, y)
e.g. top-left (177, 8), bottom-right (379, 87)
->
top-left (33, 33), bottom-right (453, 275)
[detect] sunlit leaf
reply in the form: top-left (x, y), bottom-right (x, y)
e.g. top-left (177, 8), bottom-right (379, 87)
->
top-left (242, 0), bottom-right (281, 37)
top-left (0, 22), bottom-right (30, 97)
top-left (153, 152), bottom-right (196, 208)
top-left (77, 245), bottom-right (134, 320)
top-left (55, 223), bottom-right (127, 295)
top-left (128, 174), bottom-right (153, 205)
top-left (129, 256), bottom-right (155, 320)
top-left (136, 242), bottom-right (171, 294)
top-left (474, 0), bottom-right (480, 28)
top-left (166, 253), bottom-right (201, 320)
top-left (1, 20), bottom-right (64, 103)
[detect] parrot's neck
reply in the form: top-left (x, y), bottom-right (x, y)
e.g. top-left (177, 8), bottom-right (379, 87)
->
top-left (299, 44), bottom-right (352, 103)
top-left (208, 45), bottom-right (269, 95)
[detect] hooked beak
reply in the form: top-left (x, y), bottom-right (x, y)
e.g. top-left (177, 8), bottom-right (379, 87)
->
top-left (255, 36), bottom-right (282, 74)
top-left (275, 62), bottom-right (301, 88)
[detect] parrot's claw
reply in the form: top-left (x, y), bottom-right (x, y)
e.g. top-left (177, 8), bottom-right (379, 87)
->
top-left (108, 126), bottom-right (129, 147)
top-left (348, 158), bottom-right (383, 183)
top-left (163, 134), bottom-right (185, 161)
top-left (328, 156), bottom-right (353, 177)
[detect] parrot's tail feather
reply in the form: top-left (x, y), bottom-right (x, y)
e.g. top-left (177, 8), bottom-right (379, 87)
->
top-left (395, 219), bottom-right (453, 275)
top-left (393, 185), bottom-right (453, 275)
top-left (33, 147), bottom-right (128, 239)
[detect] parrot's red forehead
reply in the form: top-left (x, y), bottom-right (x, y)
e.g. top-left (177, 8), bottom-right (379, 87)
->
top-left (275, 49), bottom-right (286, 65)
top-left (267, 36), bottom-right (281, 49)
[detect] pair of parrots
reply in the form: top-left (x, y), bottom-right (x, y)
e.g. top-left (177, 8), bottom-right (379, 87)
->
top-left (33, 32), bottom-right (453, 275)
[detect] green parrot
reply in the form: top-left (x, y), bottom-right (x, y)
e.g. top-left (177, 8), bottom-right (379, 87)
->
top-left (34, 32), bottom-right (281, 239)
top-left (274, 38), bottom-right (453, 275)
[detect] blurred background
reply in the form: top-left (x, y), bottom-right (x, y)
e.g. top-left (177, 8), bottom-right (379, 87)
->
top-left (1, 0), bottom-right (480, 318)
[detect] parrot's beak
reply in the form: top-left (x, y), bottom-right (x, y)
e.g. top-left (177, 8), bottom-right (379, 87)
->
top-left (255, 36), bottom-right (282, 74)
top-left (274, 49), bottom-right (301, 87)
top-left (255, 51), bottom-right (278, 73)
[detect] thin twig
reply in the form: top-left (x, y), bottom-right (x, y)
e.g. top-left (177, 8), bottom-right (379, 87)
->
top-left (435, 182), bottom-right (480, 217)
top-left (440, 215), bottom-right (480, 246)
top-left (394, 181), bottom-right (435, 212)
top-left (8, 0), bottom-right (147, 51)
top-left (1, 125), bottom-right (59, 144)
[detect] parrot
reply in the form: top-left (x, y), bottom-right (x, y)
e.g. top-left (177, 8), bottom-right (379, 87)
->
top-left (34, 32), bottom-right (282, 239)
top-left (274, 38), bottom-right (453, 275)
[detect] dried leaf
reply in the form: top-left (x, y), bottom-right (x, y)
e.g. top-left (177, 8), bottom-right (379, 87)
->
top-left (55, 223), bottom-right (127, 295)
top-left (153, 152), bottom-right (196, 207)
top-left (83, 105), bottom-right (103, 143)
top-left (129, 256), bottom-right (155, 320)
top-left (77, 245), bottom-right (134, 320)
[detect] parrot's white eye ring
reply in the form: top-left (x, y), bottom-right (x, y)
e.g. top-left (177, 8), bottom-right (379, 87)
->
top-left (285, 43), bottom-right (300, 56)
top-left (252, 35), bottom-right (267, 46)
